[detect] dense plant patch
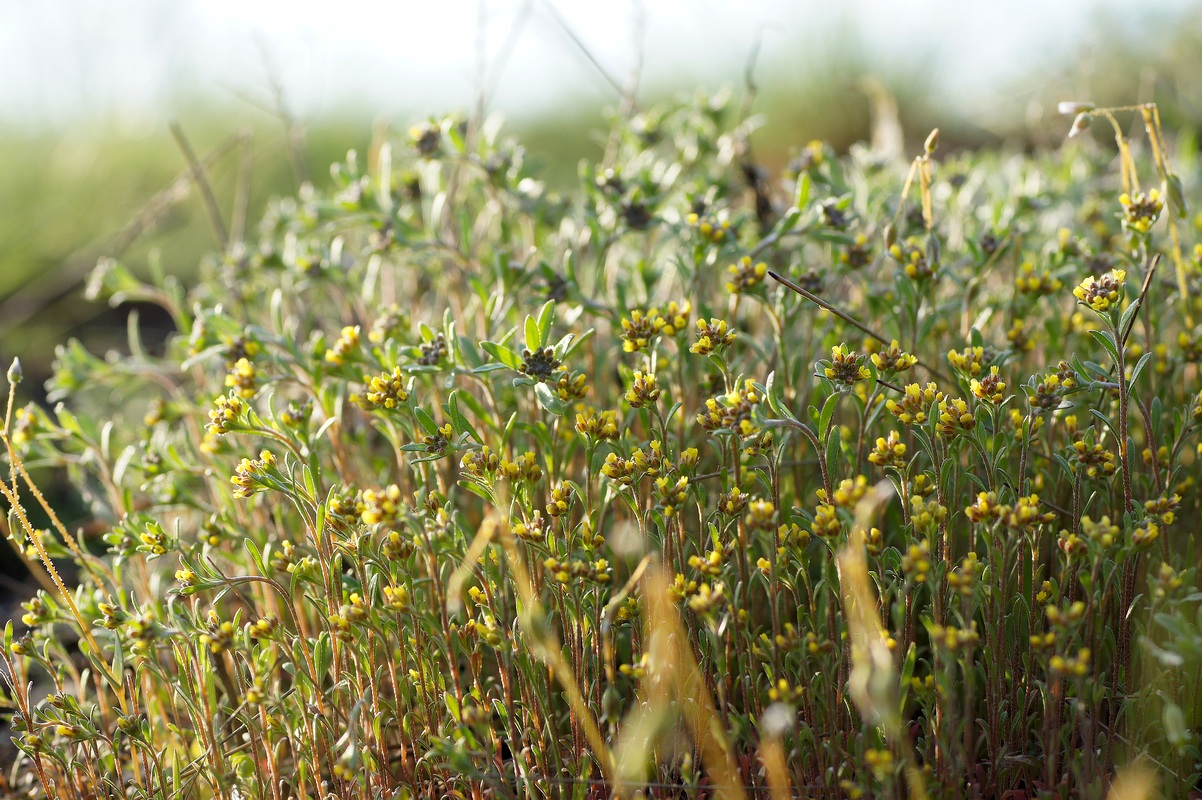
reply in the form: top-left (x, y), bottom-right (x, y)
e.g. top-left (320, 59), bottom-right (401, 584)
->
top-left (3, 94), bottom-right (1202, 798)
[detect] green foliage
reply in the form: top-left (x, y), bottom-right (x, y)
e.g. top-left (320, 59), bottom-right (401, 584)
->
top-left (4, 92), bottom-right (1202, 799)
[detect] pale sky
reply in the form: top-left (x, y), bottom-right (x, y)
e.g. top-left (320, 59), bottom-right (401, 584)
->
top-left (0, 0), bottom-right (1193, 129)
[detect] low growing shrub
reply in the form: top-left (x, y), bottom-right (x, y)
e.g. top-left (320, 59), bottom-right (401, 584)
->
top-left (3, 95), bottom-right (1202, 798)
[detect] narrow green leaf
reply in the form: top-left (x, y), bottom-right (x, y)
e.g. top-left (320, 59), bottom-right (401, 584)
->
top-left (314, 633), bottom-right (333, 680)
top-left (245, 540), bottom-right (268, 576)
top-left (1118, 298), bottom-right (1141, 343)
top-left (795, 172), bottom-right (812, 210)
top-left (413, 406), bottom-right (438, 435)
top-left (819, 393), bottom-right (840, 443)
top-left (447, 390), bottom-right (468, 432)
top-left (537, 299), bottom-right (556, 343)
top-left (1087, 329), bottom-right (1119, 363)
top-left (524, 314), bottom-right (541, 353)
top-left (1128, 351), bottom-right (1153, 387)
top-left (480, 341), bottom-right (522, 370)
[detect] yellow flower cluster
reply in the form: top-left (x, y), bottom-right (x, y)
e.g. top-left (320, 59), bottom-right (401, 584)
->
top-left (620, 302), bottom-right (691, 353)
top-left (871, 340), bottom-right (918, 374)
top-left (230, 450), bottom-right (277, 499)
top-left (360, 484), bottom-right (406, 527)
top-left (690, 317), bottom-right (736, 356)
top-left (206, 394), bottom-right (245, 436)
top-left (823, 344), bottom-right (871, 388)
top-left (970, 366), bottom-right (1006, 404)
top-left (928, 623), bottom-right (979, 651)
top-left (698, 380), bottom-right (762, 435)
top-left (625, 371), bottom-right (660, 408)
top-left (225, 357), bottom-right (258, 399)
top-left (1015, 262), bottom-right (1063, 295)
top-left (1119, 188), bottom-right (1163, 233)
top-left (324, 325), bottom-right (361, 365)
top-left (358, 366), bottom-right (410, 410)
top-left (575, 408), bottom-right (619, 441)
top-left (886, 383), bottom-right (942, 425)
top-left (889, 237), bottom-right (936, 281)
top-left (936, 397), bottom-right (976, 438)
top-left (947, 345), bottom-right (991, 377)
top-left (868, 431), bottom-right (907, 469)
top-left (725, 256), bottom-right (768, 294)
top-left (1073, 269), bottom-right (1126, 313)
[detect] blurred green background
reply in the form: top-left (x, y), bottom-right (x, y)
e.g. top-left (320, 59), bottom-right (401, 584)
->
top-left (3, 1), bottom-right (1202, 391)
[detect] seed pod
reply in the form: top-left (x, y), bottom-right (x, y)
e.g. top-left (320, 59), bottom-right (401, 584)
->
top-left (1068, 113), bottom-right (1092, 138)
top-left (1057, 101), bottom-right (1095, 116)
top-left (924, 128), bottom-right (939, 156)
top-left (925, 234), bottom-right (941, 267)
top-left (601, 685), bottom-right (622, 722)
top-left (883, 224), bottom-right (896, 251)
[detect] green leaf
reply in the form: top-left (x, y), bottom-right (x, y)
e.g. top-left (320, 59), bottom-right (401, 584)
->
top-left (534, 383), bottom-right (567, 416)
top-left (524, 314), bottom-right (541, 353)
top-left (1088, 408), bottom-right (1115, 436)
top-left (458, 480), bottom-right (495, 502)
top-left (501, 412), bottom-right (518, 448)
top-left (472, 363), bottom-right (509, 374)
top-left (794, 172), bottom-right (812, 210)
top-left (1087, 329), bottom-right (1119, 363)
top-left (480, 341), bottom-right (522, 370)
top-left (898, 642), bottom-right (917, 712)
top-left (245, 540), bottom-right (268, 576)
top-left (313, 633), bottom-right (333, 680)
top-left (825, 424), bottom-right (841, 473)
top-left (766, 371), bottom-right (790, 420)
top-left (1118, 297), bottom-right (1142, 343)
top-left (1164, 702), bottom-right (1189, 747)
top-left (1128, 352), bottom-right (1153, 387)
top-left (111, 639), bottom-right (125, 679)
top-left (447, 391), bottom-right (482, 443)
top-left (558, 328), bottom-right (594, 360)
top-left (537, 299), bottom-right (556, 343)
top-left (819, 393), bottom-right (840, 443)
top-left (413, 406), bottom-right (438, 435)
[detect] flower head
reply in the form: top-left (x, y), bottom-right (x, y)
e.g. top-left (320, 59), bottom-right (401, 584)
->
top-left (1073, 269), bottom-right (1126, 314)
top-left (822, 344), bottom-right (871, 388)
top-left (1119, 189), bottom-right (1163, 234)
top-left (690, 318), bottom-right (736, 356)
top-left (725, 256), bottom-right (768, 294)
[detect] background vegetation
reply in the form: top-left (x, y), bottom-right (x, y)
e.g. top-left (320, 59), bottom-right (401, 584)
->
top-left (3, 7), bottom-right (1202, 798)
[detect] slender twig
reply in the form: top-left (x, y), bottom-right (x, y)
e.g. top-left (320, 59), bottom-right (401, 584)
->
top-left (169, 122), bottom-right (229, 252)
